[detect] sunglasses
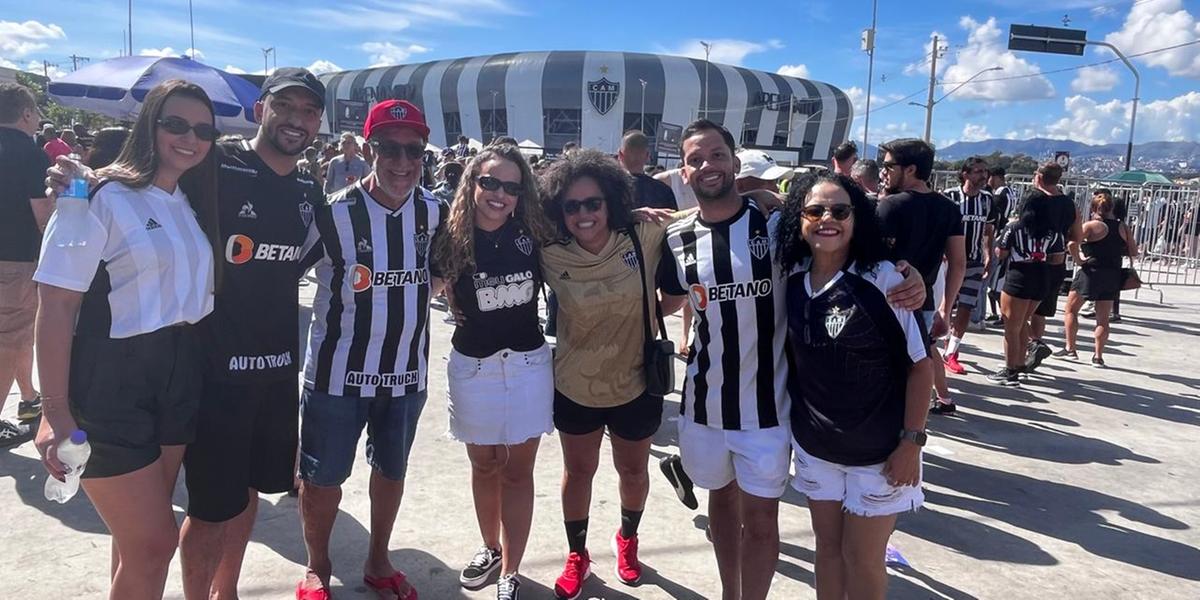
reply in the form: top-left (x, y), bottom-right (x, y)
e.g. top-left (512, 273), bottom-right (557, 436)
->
top-left (369, 140), bottom-right (425, 160)
top-left (562, 197), bottom-right (604, 215)
top-left (157, 116), bottom-right (219, 142)
top-left (801, 204), bottom-right (854, 222)
top-left (881, 160), bottom-right (902, 170)
top-left (477, 175), bottom-right (522, 196)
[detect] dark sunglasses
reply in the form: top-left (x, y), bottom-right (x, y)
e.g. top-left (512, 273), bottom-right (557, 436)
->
top-left (562, 197), bottom-right (604, 215)
top-left (801, 204), bottom-right (854, 222)
top-left (881, 160), bottom-right (902, 170)
top-left (369, 140), bottom-right (425, 160)
top-left (157, 116), bottom-right (219, 142)
top-left (477, 175), bottom-right (522, 196)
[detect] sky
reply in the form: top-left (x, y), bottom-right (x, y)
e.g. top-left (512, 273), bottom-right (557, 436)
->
top-left (1, 0), bottom-right (1198, 148)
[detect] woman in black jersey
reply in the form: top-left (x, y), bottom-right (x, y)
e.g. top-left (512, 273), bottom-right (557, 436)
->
top-left (1060, 191), bottom-right (1137, 366)
top-left (776, 174), bottom-right (933, 600)
top-left (431, 144), bottom-right (556, 598)
top-left (993, 200), bottom-right (1065, 385)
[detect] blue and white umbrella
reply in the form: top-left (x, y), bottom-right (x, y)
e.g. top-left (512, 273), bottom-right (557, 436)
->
top-left (48, 56), bottom-right (260, 134)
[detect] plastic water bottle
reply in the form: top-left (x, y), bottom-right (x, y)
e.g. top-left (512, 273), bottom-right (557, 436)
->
top-left (53, 154), bottom-right (90, 248)
top-left (44, 430), bottom-right (91, 504)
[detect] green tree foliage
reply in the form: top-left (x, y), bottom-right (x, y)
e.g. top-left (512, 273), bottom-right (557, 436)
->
top-left (16, 71), bottom-right (120, 130)
top-left (934, 151), bottom-right (1039, 175)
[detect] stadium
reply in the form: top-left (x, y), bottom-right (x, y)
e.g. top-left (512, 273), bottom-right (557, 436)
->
top-left (317, 51), bottom-right (853, 162)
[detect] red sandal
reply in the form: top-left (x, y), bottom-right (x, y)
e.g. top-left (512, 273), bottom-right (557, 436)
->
top-left (363, 571), bottom-right (418, 600)
top-left (295, 580), bottom-right (331, 600)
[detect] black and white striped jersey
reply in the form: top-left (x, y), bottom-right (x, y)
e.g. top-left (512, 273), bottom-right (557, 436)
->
top-left (997, 223), bottom-right (1064, 263)
top-left (943, 186), bottom-right (997, 264)
top-left (657, 198), bottom-right (789, 431)
top-left (302, 183), bottom-right (446, 398)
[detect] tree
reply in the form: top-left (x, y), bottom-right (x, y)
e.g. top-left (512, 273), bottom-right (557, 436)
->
top-left (16, 71), bottom-right (120, 131)
top-left (936, 152), bottom-right (1038, 175)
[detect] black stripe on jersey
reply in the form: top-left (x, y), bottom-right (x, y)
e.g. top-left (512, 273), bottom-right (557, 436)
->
top-left (402, 198), bottom-right (434, 396)
top-left (342, 195), bottom-right (376, 396)
top-left (313, 205), bottom-right (347, 391)
top-left (747, 211), bottom-right (779, 429)
top-left (76, 261), bottom-right (113, 338)
top-left (710, 225), bottom-right (741, 429)
top-left (678, 228), bottom-right (708, 424)
top-left (375, 201), bottom-right (408, 398)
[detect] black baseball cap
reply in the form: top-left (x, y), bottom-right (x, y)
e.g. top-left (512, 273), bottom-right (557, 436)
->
top-left (260, 67), bottom-right (326, 108)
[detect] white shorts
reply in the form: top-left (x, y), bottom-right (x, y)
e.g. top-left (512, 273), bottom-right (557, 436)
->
top-left (790, 442), bottom-right (924, 517)
top-left (678, 418), bottom-right (791, 499)
top-left (447, 344), bottom-right (554, 446)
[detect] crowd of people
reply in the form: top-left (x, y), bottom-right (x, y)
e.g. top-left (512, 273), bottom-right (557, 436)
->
top-left (0, 65), bottom-right (1141, 600)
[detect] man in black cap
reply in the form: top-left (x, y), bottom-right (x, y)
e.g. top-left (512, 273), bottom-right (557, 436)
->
top-left (178, 67), bottom-right (328, 600)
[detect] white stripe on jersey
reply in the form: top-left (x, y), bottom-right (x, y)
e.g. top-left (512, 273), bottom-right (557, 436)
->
top-left (943, 186), bottom-right (994, 263)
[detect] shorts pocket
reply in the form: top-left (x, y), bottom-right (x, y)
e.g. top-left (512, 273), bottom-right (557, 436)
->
top-left (447, 351), bottom-right (481, 380)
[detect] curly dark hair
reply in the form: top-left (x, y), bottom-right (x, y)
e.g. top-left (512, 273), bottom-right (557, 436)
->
top-left (539, 148), bottom-right (635, 238)
top-left (776, 173), bottom-right (890, 274)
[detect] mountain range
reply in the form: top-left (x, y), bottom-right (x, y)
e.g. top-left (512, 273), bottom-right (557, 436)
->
top-left (934, 138), bottom-right (1200, 164)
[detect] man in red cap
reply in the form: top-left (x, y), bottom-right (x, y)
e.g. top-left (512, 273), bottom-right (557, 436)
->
top-left (294, 99), bottom-right (447, 600)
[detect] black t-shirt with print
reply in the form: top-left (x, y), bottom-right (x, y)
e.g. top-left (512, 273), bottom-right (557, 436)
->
top-left (0, 127), bottom-right (51, 262)
top-left (443, 220), bottom-right (544, 358)
top-left (876, 190), bottom-right (963, 311)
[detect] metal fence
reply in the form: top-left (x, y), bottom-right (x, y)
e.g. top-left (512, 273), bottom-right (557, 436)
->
top-left (930, 171), bottom-right (1200, 301)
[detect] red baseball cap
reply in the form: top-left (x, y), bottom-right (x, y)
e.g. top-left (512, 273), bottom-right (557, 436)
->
top-left (363, 99), bottom-right (430, 140)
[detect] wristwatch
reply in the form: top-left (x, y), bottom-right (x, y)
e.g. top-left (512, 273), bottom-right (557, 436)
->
top-left (899, 429), bottom-right (927, 446)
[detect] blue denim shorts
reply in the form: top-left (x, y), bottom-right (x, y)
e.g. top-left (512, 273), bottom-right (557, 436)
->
top-left (299, 387), bottom-right (427, 486)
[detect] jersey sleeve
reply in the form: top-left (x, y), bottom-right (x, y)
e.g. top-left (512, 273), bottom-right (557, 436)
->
top-left (946, 200), bottom-right (964, 237)
top-left (877, 262), bottom-right (928, 364)
top-left (298, 204), bottom-right (329, 273)
top-left (26, 146), bottom-right (50, 199)
top-left (656, 234), bottom-right (686, 296)
top-left (33, 192), bottom-right (111, 292)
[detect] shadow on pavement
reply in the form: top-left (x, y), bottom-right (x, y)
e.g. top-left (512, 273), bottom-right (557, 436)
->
top-left (0, 449), bottom-right (109, 534)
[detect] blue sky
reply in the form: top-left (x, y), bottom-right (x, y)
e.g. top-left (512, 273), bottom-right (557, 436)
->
top-left (2, 0), bottom-right (1198, 147)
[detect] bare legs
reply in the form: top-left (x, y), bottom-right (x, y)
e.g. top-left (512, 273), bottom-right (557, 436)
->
top-left (466, 438), bottom-right (541, 575)
top-left (707, 482), bottom-right (780, 600)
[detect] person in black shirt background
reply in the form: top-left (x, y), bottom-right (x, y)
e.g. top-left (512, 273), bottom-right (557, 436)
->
top-left (431, 144), bottom-right (556, 599)
top-left (618, 130), bottom-right (677, 211)
top-left (777, 174), bottom-right (932, 600)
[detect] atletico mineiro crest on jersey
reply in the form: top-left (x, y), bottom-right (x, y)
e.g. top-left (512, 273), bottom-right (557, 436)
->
top-left (824, 305), bottom-right (852, 339)
top-left (515, 234), bottom-right (533, 256)
top-left (299, 201), bottom-right (314, 227)
top-left (622, 249), bottom-right (639, 271)
top-left (749, 234), bottom-right (770, 261)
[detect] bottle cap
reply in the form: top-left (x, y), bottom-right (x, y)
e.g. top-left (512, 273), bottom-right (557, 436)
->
top-left (70, 429), bottom-right (87, 444)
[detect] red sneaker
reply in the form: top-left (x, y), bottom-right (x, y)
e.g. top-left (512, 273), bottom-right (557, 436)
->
top-left (944, 353), bottom-right (966, 375)
top-left (611, 530), bottom-right (642, 585)
top-left (553, 550), bottom-right (591, 599)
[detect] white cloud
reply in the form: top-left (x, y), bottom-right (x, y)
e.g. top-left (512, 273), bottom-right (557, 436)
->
top-left (223, 64), bottom-right (247, 75)
top-left (0, 56), bottom-right (66, 79)
top-left (306, 59), bottom-right (343, 75)
top-left (961, 123), bottom-right (991, 141)
top-left (1043, 92), bottom-right (1200, 144)
top-left (1071, 65), bottom-right (1120, 93)
top-left (139, 47), bottom-right (205, 59)
top-left (360, 42), bottom-right (431, 67)
top-left (1091, 5), bottom-right (1117, 19)
top-left (843, 85), bottom-right (907, 116)
top-left (903, 32), bottom-right (947, 77)
top-left (0, 20), bottom-right (66, 56)
top-left (937, 16), bottom-right (1054, 102)
top-left (661, 39), bottom-right (784, 66)
top-left (777, 64), bottom-right (809, 78)
top-left (1106, 0), bottom-right (1200, 78)
top-left (295, 0), bottom-right (520, 32)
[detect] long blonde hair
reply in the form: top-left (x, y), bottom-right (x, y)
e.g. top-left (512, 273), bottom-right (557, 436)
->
top-left (432, 144), bottom-right (554, 283)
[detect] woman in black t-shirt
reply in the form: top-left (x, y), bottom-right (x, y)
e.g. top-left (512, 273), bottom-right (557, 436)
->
top-left (430, 144), bottom-right (555, 596)
top-left (776, 174), bottom-right (933, 600)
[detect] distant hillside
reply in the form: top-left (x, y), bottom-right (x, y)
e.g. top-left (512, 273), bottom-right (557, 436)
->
top-left (936, 138), bottom-right (1200, 163)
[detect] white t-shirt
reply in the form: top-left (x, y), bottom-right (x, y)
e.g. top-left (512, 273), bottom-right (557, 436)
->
top-left (661, 168), bottom-right (699, 211)
top-left (34, 180), bottom-right (214, 339)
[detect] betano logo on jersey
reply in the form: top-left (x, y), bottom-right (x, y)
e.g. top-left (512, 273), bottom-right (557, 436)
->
top-left (689, 278), bottom-right (773, 311)
top-left (349, 264), bottom-right (430, 293)
top-left (225, 234), bottom-right (303, 265)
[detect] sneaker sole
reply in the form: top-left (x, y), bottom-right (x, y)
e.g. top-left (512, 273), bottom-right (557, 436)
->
top-left (459, 559), bottom-right (501, 588)
top-left (610, 535), bottom-right (642, 586)
top-left (554, 566), bottom-right (591, 600)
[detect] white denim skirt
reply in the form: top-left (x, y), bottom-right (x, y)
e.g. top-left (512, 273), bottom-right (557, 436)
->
top-left (446, 343), bottom-right (554, 446)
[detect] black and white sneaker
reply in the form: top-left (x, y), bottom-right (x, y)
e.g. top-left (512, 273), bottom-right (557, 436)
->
top-left (0, 419), bottom-right (32, 449)
top-left (659, 455), bottom-right (698, 510)
top-left (496, 573), bottom-right (521, 600)
top-left (1024, 341), bottom-right (1052, 372)
top-left (17, 394), bottom-right (42, 422)
top-left (460, 546), bottom-right (502, 588)
top-left (987, 368), bottom-right (1021, 387)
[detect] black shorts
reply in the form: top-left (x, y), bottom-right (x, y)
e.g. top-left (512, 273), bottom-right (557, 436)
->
top-left (69, 327), bottom-right (201, 479)
top-left (184, 378), bottom-right (299, 522)
top-left (1036, 264), bottom-right (1068, 317)
top-left (1003, 262), bottom-right (1049, 301)
top-left (553, 389), bottom-right (663, 442)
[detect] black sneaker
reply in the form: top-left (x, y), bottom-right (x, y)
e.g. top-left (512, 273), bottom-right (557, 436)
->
top-left (1109, 314), bottom-right (1122, 323)
top-left (1092, 356), bottom-right (1106, 368)
top-left (17, 394), bottom-right (42, 422)
top-left (461, 546), bottom-right (502, 588)
top-left (929, 401), bottom-right (957, 415)
top-left (0, 419), bottom-right (32, 449)
top-left (1053, 348), bottom-right (1078, 360)
top-left (1024, 342), bottom-right (1052, 372)
top-left (987, 368), bottom-right (1021, 387)
top-left (496, 573), bottom-right (521, 600)
top-left (659, 455), bottom-right (698, 510)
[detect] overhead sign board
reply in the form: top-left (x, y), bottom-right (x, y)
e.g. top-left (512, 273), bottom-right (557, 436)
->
top-left (1008, 24), bottom-right (1087, 56)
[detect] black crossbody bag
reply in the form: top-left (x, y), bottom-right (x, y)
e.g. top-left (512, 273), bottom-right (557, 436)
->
top-left (626, 226), bottom-right (675, 396)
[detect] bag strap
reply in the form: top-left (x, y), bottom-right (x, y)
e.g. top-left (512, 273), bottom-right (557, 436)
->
top-left (626, 225), bottom-right (670, 343)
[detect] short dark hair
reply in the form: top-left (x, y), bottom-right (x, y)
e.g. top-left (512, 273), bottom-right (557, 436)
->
top-left (458, 135), bottom-right (468, 142)
top-left (621, 130), bottom-right (650, 151)
top-left (681, 119), bottom-right (736, 156)
top-left (1037, 162), bottom-right (1064, 187)
top-left (851, 158), bottom-right (879, 182)
top-left (491, 135), bottom-right (517, 147)
top-left (988, 166), bottom-right (1006, 177)
top-left (562, 141), bottom-right (579, 153)
top-left (540, 149), bottom-right (635, 238)
top-left (0, 82), bottom-right (37, 123)
top-left (833, 141), bottom-right (858, 162)
top-left (879, 138), bottom-right (935, 180)
top-left (958, 156), bottom-right (988, 182)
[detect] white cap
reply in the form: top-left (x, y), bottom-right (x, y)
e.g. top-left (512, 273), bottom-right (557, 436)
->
top-left (736, 149), bottom-right (793, 181)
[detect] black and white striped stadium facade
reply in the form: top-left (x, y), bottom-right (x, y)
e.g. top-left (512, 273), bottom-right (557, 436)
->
top-left (318, 51), bottom-right (853, 162)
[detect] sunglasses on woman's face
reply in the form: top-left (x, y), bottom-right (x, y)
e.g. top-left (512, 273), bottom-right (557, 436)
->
top-left (157, 116), bottom-right (219, 142)
top-left (801, 203), bottom-right (854, 222)
top-left (477, 175), bottom-right (522, 196)
top-left (562, 197), bottom-right (604, 215)
top-left (369, 139), bottom-right (425, 161)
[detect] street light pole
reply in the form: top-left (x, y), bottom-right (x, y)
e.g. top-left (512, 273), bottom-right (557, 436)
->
top-left (188, 0), bottom-right (195, 59)
top-left (1088, 41), bottom-right (1139, 170)
top-left (911, 65), bottom-right (1002, 143)
top-left (700, 41), bottom-right (712, 118)
top-left (638, 78), bottom-right (647, 133)
top-left (261, 47), bottom-right (274, 75)
top-left (922, 34), bottom-right (940, 143)
top-left (861, 0), bottom-right (878, 151)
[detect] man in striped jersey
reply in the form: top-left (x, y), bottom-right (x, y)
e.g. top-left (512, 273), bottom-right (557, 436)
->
top-left (938, 157), bottom-right (999, 388)
top-left (295, 99), bottom-right (447, 600)
top-left (657, 120), bottom-right (924, 600)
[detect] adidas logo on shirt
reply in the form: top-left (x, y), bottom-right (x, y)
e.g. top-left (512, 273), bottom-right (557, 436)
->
top-left (145, 218), bottom-right (162, 231)
top-left (559, 270), bottom-right (571, 280)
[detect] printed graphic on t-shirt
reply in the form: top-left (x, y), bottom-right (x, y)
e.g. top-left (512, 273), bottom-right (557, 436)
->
top-left (472, 270), bottom-right (536, 311)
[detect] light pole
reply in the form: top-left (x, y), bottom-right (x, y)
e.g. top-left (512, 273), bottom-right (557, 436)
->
top-left (261, 47), bottom-right (274, 75)
top-left (638, 78), bottom-right (647, 133)
top-left (700, 41), bottom-right (712, 118)
top-left (910, 66), bottom-right (1002, 143)
top-left (188, 0), bottom-right (195, 59)
top-left (490, 90), bottom-right (499, 141)
top-left (861, 0), bottom-right (878, 151)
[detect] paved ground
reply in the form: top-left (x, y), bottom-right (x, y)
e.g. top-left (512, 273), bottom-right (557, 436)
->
top-left (2, 282), bottom-right (1198, 599)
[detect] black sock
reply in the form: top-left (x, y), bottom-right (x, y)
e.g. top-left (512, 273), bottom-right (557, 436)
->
top-left (620, 508), bottom-right (643, 538)
top-left (565, 518), bottom-right (589, 554)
